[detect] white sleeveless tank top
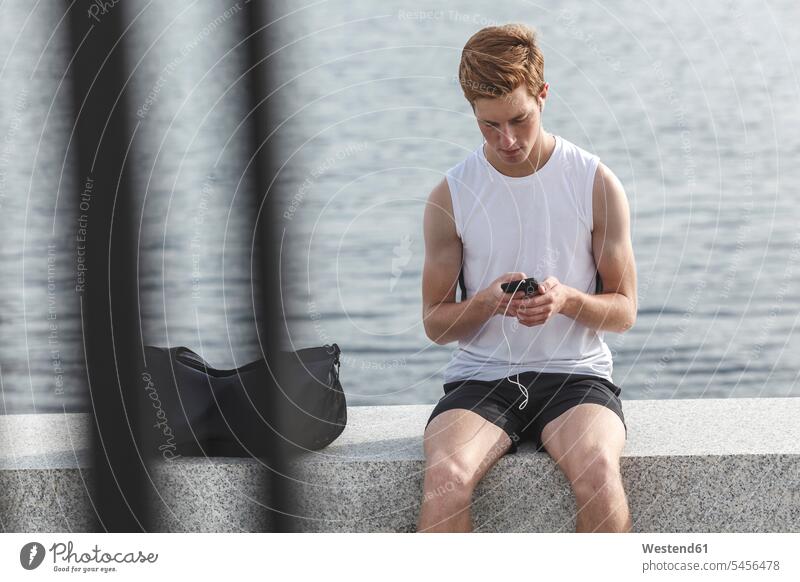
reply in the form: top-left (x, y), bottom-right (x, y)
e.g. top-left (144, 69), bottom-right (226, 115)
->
top-left (442, 134), bottom-right (614, 383)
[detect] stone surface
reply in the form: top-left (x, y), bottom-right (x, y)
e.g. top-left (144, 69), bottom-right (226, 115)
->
top-left (1, 398), bottom-right (799, 532)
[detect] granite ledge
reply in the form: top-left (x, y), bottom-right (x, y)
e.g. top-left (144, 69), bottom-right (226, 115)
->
top-left (1, 397), bottom-right (799, 532)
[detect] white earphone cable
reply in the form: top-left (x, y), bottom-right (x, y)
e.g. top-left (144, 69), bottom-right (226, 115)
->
top-left (500, 290), bottom-right (528, 410)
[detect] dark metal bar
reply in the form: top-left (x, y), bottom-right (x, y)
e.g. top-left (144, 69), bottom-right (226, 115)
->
top-left (244, 1), bottom-right (296, 532)
top-left (67, 0), bottom-right (151, 532)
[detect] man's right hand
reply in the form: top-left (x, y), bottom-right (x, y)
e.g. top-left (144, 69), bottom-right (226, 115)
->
top-left (478, 272), bottom-right (528, 317)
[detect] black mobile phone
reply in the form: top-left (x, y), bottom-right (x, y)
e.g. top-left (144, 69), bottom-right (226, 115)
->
top-left (500, 277), bottom-right (540, 296)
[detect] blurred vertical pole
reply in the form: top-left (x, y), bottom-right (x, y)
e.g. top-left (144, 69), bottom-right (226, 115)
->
top-left (67, 1), bottom-right (150, 531)
top-left (245, 2), bottom-right (295, 532)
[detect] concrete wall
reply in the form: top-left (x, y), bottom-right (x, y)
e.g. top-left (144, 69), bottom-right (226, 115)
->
top-left (2, 398), bottom-right (799, 532)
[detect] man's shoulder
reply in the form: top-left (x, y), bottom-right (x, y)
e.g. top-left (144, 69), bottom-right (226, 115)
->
top-left (445, 143), bottom-right (483, 176)
top-left (553, 135), bottom-right (602, 195)
top-left (440, 144), bottom-right (483, 202)
top-left (556, 134), bottom-right (600, 166)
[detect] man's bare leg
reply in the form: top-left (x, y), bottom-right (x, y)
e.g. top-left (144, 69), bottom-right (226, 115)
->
top-left (540, 403), bottom-right (632, 532)
top-left (417, 409), bottom-right (512, 532)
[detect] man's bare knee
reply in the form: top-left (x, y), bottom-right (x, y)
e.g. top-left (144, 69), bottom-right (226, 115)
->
top-left (569, 449), bottom-right (622, 499)
top-left (422, 409), bottom-right (512, 499)
top-left (423, 457), bottom-right (475, 501)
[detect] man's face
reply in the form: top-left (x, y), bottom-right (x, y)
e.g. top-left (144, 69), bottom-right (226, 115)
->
top-left (473, 83), bottom-right (548, 164)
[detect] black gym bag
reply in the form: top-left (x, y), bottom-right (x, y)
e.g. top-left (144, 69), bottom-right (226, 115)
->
top-left (139, 343), bottom-right (346, 458)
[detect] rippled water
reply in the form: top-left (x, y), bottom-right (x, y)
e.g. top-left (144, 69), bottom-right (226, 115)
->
top-left (1, 0), bottom-right (799, 413)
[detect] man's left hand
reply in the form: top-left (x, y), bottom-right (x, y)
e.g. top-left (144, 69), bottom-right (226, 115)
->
top-left (510, 276), bottom-right (572, 327)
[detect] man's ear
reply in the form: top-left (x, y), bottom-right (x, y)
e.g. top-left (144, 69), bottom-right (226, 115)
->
top-left (538, 82), bottom-right (549, 110)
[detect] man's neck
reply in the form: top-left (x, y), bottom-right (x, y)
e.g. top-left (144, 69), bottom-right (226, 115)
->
top-left (484, 131), bottom-right (555, 178)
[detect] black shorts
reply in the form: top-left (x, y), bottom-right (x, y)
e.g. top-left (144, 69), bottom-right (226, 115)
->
top-left (425, 370), bottom-right (627, 454)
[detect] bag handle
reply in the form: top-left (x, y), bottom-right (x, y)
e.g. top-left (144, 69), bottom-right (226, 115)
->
top-left (174, 347), bottom-right (212, 372)
top-left (327, 343), bottom-right (341, 376)
top-left (174, 344), bottom-right (341, 376)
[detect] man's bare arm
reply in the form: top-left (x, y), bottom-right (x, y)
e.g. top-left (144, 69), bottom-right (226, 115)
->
top-left (511, 162), bottom-right (637, 333)
top-left (422, 178), bottom-right (525, 344)
top-left (560, 162), bottom-right (637, 332)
